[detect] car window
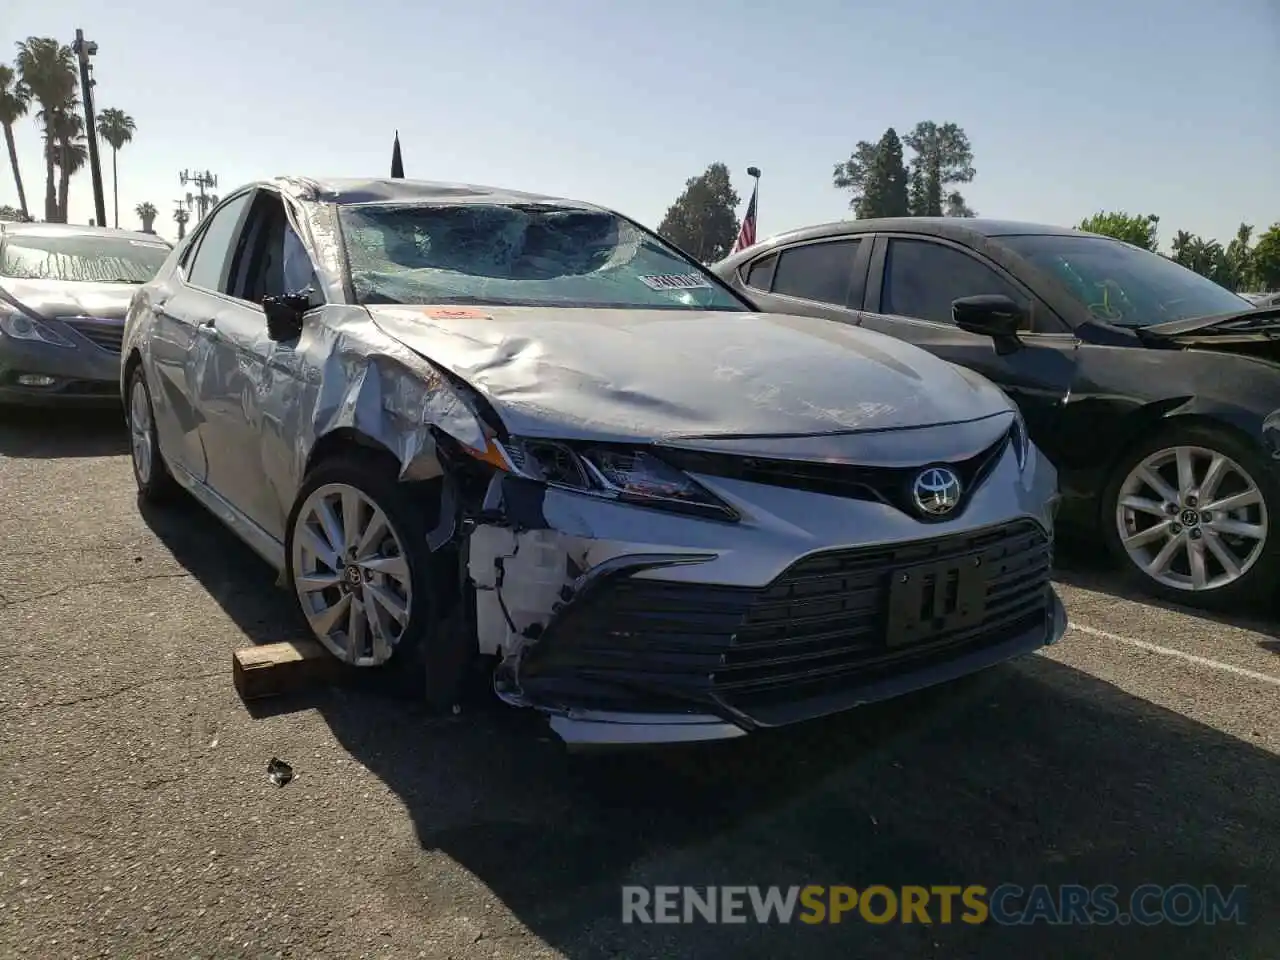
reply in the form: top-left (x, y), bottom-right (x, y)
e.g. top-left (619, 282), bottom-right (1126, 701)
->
top-left (883, 239), bottom-right (1029, 328)
top-left (184, 193), bottom-right (252, 292)
top-left (1001, 233), bottom-right (1253, 327)
top-left (0, 232), bottom-right (170, 283)
top-left (770, 239), bottom-right (863, 308)
top-left (745, 252), bottom-right (777, 291)
top-left (231, 193), bottom-right (322, 306)
top-left (339, 203), bottom-right (748, 312)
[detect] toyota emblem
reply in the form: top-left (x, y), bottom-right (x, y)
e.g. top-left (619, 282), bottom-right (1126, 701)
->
top-left (911, 466), bottom-right (962, 517)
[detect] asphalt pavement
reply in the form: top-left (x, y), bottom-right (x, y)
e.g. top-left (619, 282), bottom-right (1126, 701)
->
top-left (1, 407), bottom-right (1277, 960)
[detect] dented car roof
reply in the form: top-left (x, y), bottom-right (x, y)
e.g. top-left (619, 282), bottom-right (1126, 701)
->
top-left (270, 176), bottom-right (602, 211)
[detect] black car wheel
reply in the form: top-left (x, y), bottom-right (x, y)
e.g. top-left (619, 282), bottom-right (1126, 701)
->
top-left (283, 453), bottom-right (471, 708)
top-left (1102, 422), bottom-right (1280, 609)
top-left (127, 366), bottom-right (176, 502)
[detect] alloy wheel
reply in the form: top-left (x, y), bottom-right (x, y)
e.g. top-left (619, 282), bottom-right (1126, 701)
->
top-left (1115, 445), bottom-right (1268, 592)
top-left (291, 482), bottom-right (413, 666)
top-left (129, 376), bottom-right (153, 485)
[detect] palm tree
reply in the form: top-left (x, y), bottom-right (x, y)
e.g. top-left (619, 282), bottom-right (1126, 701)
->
top-left (14, 37), bottom-right (78, 222)
top-left (96, 108), bottom-right (135, 228)
top-left (45, 107), bottom-right (86, 223)
top-left (135, 200), bottom-right (157, 233)
top-left (0, 65), bottom-right (31, 220)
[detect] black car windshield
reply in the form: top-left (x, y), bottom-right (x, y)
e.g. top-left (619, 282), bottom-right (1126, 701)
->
top-left (339, 203), bottom-right (747, 312)
top-left (0, 232), bottom-right (171, 283)
top-left (1002, 233), bottom-right (1253, 327)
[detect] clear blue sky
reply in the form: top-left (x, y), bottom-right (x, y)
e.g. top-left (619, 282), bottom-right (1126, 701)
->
top-left (4, 0), bottom-right (1278, 249)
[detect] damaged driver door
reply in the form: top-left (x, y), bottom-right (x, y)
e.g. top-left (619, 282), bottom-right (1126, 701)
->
top-left (189, 188), bottom-right (317, 542)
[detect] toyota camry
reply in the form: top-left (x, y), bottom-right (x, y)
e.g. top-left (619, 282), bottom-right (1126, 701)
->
top-left (121, 176), bottom-right (1066, 745)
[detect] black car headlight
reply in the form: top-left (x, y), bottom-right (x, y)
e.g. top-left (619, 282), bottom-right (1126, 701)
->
top-left (498, 437), bottom-right (739, 521)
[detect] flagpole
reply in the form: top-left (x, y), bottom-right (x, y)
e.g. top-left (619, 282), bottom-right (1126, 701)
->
top-left (747, 165), bottom-right (760, 236)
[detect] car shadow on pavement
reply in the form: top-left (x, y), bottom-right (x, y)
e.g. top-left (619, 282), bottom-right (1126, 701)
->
top-left (0, 405), bottom-right (128, 459)
top-left (1053, 537), bottom-right (1280, 639)
top-left (141, 494), bottom-right (1280, 960)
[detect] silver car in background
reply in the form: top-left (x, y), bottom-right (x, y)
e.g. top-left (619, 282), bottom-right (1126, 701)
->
top-left (0, 222), bottom-right (172, 406)
top-left (122, 176), bottom-right (1066, 745)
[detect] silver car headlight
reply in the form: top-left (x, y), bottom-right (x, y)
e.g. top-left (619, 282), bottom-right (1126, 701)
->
top-left (1009, 406), bottom-right (1031, 472)
top-left (0, 307), bottom-right (75, 348)
top-left (499, 437), bottom-right (739, 522)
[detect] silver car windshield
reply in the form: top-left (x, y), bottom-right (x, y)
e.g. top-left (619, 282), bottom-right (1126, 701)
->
top-left (1002, 233), bottom-right (1253, 326)
top-left (339, 202), bottom-right (747, 312)
top-left (0, 233), bottom-right (171, 283)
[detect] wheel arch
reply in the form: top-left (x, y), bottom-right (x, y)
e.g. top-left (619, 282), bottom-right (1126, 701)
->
top-left (122, 347), bottom-right (144, 404)
top-left (303, 426), bottom-right (403, 478)
top-left (1093, 401), bottom-right (1271, 528)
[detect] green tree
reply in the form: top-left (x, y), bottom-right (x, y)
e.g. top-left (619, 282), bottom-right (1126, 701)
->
top-left (858, 128), bottom-right (909, 218)
top-left (656, 162), bottom-right (741, 262)
top-left (1170, 229), bottom-right (1194, 265)
top-left (0, 65), bottom-right (31, 220)
top-left (832, 140), bottom-right (880, 215)
top-left (97, 108), bottom-right (136, 229)
top-left (135, 200), bottom-right (157, 233)
top-left (15, 37), bottom-right (78, 223)
top-left (1223, 223), bottom-right (1254, 291)
top-left (0, 203), bottom-right (26, 221)
top-left (1252, 223), bottom-right (1280, 291)
top-left (945, 191), bottom-right (976, 218)
top-left (1078, 211), bottom-right (1160, 252)
top-left (904, 121), bottom-right (975, 217)
top-left (46, 109), bottom-right (86, 223)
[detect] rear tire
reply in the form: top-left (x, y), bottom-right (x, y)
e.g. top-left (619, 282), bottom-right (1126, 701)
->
top-left (1100, 421), bottom-right (1280, 610)
top-left (283, 453), bottom-right (472, 709)
top-left (127, 366), bottom-right (176, 503)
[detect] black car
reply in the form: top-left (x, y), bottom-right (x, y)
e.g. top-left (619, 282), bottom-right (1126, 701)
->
top-left (713, 218), bottom-right (1280, 610)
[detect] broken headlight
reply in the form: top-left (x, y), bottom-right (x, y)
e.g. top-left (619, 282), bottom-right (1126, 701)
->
top-left (499, 438), bottom-right (738, 521)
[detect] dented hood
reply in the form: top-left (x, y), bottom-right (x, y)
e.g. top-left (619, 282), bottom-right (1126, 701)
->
top-left (0, 277), bottom-right (139, 320)
top-left (367, 305), bottom-right (1012, 442)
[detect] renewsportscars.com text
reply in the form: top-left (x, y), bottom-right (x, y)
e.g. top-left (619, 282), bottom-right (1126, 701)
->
top-left (621, 884), bottom-right (1248, 926)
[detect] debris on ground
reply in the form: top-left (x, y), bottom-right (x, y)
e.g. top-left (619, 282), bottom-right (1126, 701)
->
top-left (267, 757), bottom-right (294, 787)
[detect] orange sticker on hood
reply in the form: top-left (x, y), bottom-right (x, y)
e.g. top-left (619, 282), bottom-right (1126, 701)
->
top-left (421, 307), bottom-right (491, 320)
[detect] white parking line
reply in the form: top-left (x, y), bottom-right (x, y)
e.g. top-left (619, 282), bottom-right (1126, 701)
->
top-left (1067, 623), bottom-right (1280, 688)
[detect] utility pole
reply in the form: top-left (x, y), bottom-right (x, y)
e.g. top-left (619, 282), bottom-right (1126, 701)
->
top-left (72, 29), bottom-right (108, 228)
top-left (179, 170), bottom-right (219, 222)
top-left (172, 201), bottom-right (189, 241)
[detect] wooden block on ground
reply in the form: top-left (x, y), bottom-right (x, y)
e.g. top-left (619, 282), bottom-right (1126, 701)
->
top-left (233, 640), bottom-right (344, 701)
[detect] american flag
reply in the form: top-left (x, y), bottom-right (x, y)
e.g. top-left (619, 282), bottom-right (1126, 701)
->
top-left (731, 180), bottom-right (758, 254)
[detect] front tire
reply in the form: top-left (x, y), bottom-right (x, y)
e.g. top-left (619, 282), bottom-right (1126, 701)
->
top-left (127, 366), bottom-right (176, 502)
top-left (284, 455), bottom-right (471, 707)
top-left (1101, 422), bottom-right (1280, 609)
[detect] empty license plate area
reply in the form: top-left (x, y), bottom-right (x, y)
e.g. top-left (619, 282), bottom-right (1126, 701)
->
top-left (885, 552), bottom-right (987, 647)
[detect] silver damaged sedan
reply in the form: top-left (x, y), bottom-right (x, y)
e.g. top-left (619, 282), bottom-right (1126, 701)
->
top-left (121, 176), bottom-right (1067, 745)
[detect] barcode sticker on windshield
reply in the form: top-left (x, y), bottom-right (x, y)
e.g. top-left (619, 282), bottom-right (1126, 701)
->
top-left (639, 273), bottom-right (713, 291)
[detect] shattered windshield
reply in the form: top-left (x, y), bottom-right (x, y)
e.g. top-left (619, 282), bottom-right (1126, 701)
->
top-left (1003, 233), bottom-right (1252, 327)
top-left (0, 233), bottom-right (171, 283)
top-left (339, 203), bottom-right (748, 311)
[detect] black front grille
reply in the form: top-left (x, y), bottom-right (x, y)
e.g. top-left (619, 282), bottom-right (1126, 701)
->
top-left (712, 519), bottom-right (1052, 713)
top-left (520, 519), bottom-right (1053, 722)
top-left (63, 317), bottom-right (124, 353)
top-left (660, 435), bottom-right (1009, 518)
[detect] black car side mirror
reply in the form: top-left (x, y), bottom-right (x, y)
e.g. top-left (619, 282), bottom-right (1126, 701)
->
top-left (953, 295), bottom-right (1026, 354)
top-left (263, 292), bottom-right (310, 341)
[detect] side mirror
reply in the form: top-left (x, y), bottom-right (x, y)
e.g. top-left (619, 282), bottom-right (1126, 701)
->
top-left (263, 292), bottom-right (309, 341)
top-left (953, 294), bottom-right (1027, 354)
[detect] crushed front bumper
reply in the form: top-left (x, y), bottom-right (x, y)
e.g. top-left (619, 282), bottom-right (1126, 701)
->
top-left (510, 517), bottom-right (1067, 746)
